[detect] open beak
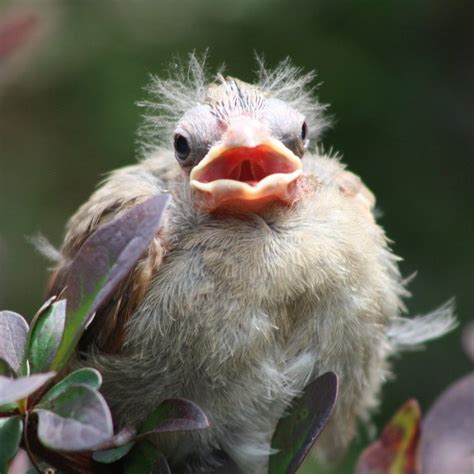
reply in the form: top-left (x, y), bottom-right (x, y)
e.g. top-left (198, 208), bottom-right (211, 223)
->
top-left (190, 138), bottom-right (302, 213)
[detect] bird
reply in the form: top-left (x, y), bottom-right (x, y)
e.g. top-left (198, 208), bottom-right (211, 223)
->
top-left (44, 55), bottom-right (455, 473)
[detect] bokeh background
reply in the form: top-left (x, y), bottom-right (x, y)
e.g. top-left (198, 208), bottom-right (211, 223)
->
top-left (0, 0), bottom-right (472, 472)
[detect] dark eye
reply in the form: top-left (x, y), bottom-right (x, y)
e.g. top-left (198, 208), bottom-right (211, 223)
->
top-left (174, 134), bottom-right (191, 161)
top-left (301, 122), bottom-right (308, 141)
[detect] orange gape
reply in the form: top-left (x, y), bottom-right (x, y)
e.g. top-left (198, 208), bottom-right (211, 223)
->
top-left (199, 145), bottom-right (297, 183)
top-left (190, 139), bottom-right (303, 213)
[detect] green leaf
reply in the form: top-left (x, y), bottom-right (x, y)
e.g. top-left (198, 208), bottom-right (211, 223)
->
top-left (51, 194), bottom-right (171, 372)
top-left (0, 358), bottom-right (13, 376)
top-left (0, 415), bottom-right (23, 473)
top-left (40, 367), bottom-right (102, 405)
top-left (0, 402), bottom-right (18, 413)
top-left (269, 371), bottom-right (338, 474)
top-left (27, 299), bottom-right (66, 374)
top-left (34, 384), bottom-right (113, 451)
top-left (355, 399), bottom-right (421, 474)
top-left (124, 441), bottom-right (170, 474)
top-left (0, 372), bottom-right (55, 405)
top-left (139, 398), bottom-right (209, 437)
top-left (92, 441), bottom-right (135, 464)
top-left (0, 311), bottom-right (29, 373)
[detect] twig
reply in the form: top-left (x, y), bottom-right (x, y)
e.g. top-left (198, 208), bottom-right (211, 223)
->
top-left (24, 412), bottom-right (43, 474)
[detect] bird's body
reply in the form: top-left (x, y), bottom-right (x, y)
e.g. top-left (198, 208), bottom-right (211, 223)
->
top-left (47, 58), bottom-right (454, 473)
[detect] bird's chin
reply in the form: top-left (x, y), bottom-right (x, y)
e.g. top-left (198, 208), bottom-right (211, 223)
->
top-left (189, 140), bottom-right (304, 214)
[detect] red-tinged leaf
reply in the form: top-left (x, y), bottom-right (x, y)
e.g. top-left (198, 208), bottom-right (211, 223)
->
top-left (26, 299), bottom-right (66, 374)
top-left (0, 373), bottom-right (55, 405)
top-left (420, 372), bottom-right (474, 474)
top-left (0, 311), bottom-right (29, 373)
top-left (269, 371), bottom-right (338, 474)
top-left (355, 399), bottom-right (421, 474)
top-left (0, 11), bottom-right (39, 61)
top-left (35, 384), bottom-right (113, 451)
top-left (0, 415), bottom-right (23, 473)
top-left (138, 398), bottom-right (210, 438)
top-left (50, 194), bottom-right (171, 371)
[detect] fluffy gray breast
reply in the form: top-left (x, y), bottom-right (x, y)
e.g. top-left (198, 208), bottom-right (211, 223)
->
top-left (125, 181), bottom-right (400, 362)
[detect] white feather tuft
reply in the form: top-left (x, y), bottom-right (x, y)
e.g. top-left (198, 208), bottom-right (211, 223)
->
top-left (29, 233), bottom-right (62, 263)
top-left (255, 54), bottom-right (330, 140)
top-left (387, 300), bottom-right (457, 351)
top-left (137, 51), bottom-right (215, 156)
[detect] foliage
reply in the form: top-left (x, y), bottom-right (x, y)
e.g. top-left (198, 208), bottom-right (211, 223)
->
top-left (419, 372), bottom-right (474, 474)
top-left (270, 372), bottom-right (338, 474)
top-left (355, 346), bottom-right (474, 474)
top-left (355, 400), bottom-right (421, 474)
top-left (0, 195), bottom-right (199, 473)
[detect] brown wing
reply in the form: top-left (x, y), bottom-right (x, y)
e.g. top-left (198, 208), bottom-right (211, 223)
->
top-left (48, 152), bottom-right (176, 354)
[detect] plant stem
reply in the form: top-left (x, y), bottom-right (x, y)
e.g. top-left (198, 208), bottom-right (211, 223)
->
top-left (24, 411), bottom-right (43, 473)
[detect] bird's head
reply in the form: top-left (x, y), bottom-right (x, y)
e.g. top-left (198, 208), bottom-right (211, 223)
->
top-left (141, 57), bottom-right (328, 214)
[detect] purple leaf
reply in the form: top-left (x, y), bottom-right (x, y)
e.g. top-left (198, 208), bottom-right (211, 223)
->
top-left (461, 322), bottom-right (474, 364)
top-left (269, 371), bottom-right (338, 474)
top-left (0, 372), bottom-right (55, 405)
top-left (27, 299), bottom-right (66, 373)
top-left (51, 194), bottom-right (170, 371)
top-left (40, 367), bottom-right (102, 404)
top-left (138, 399), bottom-right (210, 437)
top-left (0, 311), bottom-right (29, 373)
top-left (92, 427), bottom-right (137, 464)
top-left (420, 372), bottom-right (474, 474)
top-left (94, 426), bottom-right (136, 450)
top-left (35, 384), bottom-right (113, 451)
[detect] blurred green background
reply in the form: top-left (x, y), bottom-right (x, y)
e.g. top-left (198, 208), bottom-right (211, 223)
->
top-left (0, 0), bottom-right (472, 472)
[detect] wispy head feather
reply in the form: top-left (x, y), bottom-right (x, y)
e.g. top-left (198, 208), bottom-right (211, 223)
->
top-left (137, 52), bottom-right (328, 157)
top-left (255, 55), bottom-right (329, 139)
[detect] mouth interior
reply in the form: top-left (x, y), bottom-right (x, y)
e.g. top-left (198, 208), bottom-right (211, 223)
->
top-left (198, 144), bottom-right (298, 186)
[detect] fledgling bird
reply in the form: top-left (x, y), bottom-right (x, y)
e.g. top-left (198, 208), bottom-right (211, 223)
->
top-left (46, 57), bottom-right (455, 473)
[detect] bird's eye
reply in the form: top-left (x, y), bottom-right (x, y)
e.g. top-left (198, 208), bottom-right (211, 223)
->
top-left (301, 122), bottom-right (308, 141)
top-left (174, 134), bottom-right (191, 161)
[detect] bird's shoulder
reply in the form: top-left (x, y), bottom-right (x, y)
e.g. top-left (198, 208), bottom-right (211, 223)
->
top-left (48, 149), bottom-right (177, 353)
top-left (303, 152), bottom-right (376, 219)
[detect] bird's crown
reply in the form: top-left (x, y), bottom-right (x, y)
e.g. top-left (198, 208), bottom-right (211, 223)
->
top-left (138, 53), bottom-right (328, 156)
